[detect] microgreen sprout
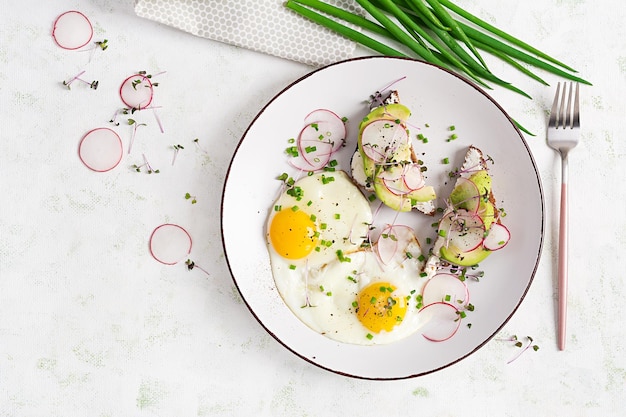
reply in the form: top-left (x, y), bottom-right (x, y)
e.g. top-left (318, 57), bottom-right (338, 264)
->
top-left (193, 138), bottom-right (209, 154)
top-left (95, 39), bottom-right (108, 50)
top-left (132, 154), bottom-right (159, 174)
top-left (62, 70), bottom-right (99, 90)
top-left (172, 144), bottom-right (184, 165)
top-left (127, 119), bottom-right (147, 154)
top-left (185, 259), bottom-right (210, 276)
top-left (184, 192), bottom-right (197, 204)
top-left (497, 334), bottom-right (540, 364)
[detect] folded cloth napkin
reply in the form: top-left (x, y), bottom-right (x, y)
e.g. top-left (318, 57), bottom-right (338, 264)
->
top-left (134, 0), bottom-right (358, 67)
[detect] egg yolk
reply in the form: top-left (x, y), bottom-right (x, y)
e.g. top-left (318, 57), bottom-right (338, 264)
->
top-left (269, 207), bottom-right (318, 259)
top-left (356, 282), bottom-right (407, 333)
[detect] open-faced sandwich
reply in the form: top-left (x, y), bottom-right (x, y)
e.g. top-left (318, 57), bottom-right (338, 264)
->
top-left (423, 145), bottom-right (511, 277)
top-left (350, 90), bottom-right (437, 215)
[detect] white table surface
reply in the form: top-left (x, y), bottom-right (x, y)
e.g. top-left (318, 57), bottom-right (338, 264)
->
top-left (1, 1), bottom-right (625, 415)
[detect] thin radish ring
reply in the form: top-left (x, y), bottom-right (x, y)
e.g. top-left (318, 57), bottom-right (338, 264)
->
top-left (52, 11), bottom-right (93, 50)
top-left (78, 128), bottom-right (123, 172)
top-left (149, 224), bottom-right (193, 265)
top-left (119, 74), bottom-right (154, 109)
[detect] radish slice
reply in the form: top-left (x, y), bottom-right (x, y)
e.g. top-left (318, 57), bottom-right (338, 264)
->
top-left (402, 164), bottom-right (425, 191)
top-left (78, 128), bottom-right (123, 172)
top-left (52, 11), bottom-right (93, 50)
top-left (303, 109), bottom-right (346, 152)
top-left (419, 302), bottom-right (462, 342)
top-left (483, 222), bottom-right (511, 251)
top-left (439, 209), bottom-right (485, 252)
top-left (149, 224), bottom-right (192, 265)
top-left (120, 74), bottom-right (154, 109)
top-left (297, 123), bottom-right (335, 166)
top-left (288, 151), bottom-right (331, 172)
top-left (422, 273), bottom-right (469, 308)
top-left (380, 163), bottom-right (425, 195)
top-left (376, 224), bottom-right (415, 265)
top-left (360, 120), bottom-right (408, 163)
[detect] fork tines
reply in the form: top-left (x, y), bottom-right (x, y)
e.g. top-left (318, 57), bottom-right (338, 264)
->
top-left (549, 82), bottom-right (580, 130)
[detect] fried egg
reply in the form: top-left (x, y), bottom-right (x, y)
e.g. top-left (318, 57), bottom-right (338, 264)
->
top-left (267, 170), bottom-right (372, 269)
top-left (268, 175), bottom-right (428, 344)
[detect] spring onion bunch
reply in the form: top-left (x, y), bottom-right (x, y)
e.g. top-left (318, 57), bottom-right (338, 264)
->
top-left (284, 0), bottom-right (590, 101)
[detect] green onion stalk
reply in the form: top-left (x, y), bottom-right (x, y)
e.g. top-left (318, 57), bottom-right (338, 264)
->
top-left (283, 0), bottom-right (591, 135)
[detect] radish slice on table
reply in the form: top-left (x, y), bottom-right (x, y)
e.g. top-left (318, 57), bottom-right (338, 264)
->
top-left (483, 222), bottom-right (511, 251)
top-left (303, 109), bottom-right (346, 152)
top-left (52, 11), bottom-right (93, 50)
top-left (419, 302), bottom-right (462, 342)
top-left (120, 74), bottom-right (154, 109)
top-left (439, 209), bottom-right (485, 252)
top-left (376, 224), bottom-right (415, 265)
top-left (149, 224), bottom-right (192, 265)
top-left (360, 120), bottom-right (408, 163)
top-left (421, 273), bottom-right (469, 308)
top-left (78, 128), bottom-right (123, 172)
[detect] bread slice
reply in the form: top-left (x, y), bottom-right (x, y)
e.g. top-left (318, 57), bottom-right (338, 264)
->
top-left (423, 145), bottom-right (504, 277)
top-left (350, 90), bottom-right (436, 215)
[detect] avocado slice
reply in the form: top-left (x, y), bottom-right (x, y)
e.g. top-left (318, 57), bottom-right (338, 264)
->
top-left (373, 175), bottom-right (436, 212)
top-left (359, 103), bottom-right (411, 130)
top-left (440, 243), bottom-right (491, 267)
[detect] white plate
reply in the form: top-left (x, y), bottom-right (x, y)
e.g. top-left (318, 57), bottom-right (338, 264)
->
top-left (221, 57), bottom-right (544, 379)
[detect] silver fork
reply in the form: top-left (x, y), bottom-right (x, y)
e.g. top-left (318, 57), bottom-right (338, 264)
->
top-left (547, 82), bottom-right (580, 351)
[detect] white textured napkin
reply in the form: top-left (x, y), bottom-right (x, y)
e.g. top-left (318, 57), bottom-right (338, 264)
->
top-left (134, 0), bottom-right (358, 67)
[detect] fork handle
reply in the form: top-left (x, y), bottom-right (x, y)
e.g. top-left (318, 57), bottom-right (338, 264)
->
top-left (558, 155), bottom-right (569, 350)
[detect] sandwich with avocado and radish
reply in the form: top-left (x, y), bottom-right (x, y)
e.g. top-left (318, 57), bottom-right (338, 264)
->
top-left (350, 90), bottom-right (437, 215)
top-left (423, 145), bottom-right (511, 277)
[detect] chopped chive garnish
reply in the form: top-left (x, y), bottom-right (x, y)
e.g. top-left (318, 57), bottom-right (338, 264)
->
top-left (285, 146), bottom-right (298, 157)
top-left (289, 265), bottom-right (296, 270)
top-left (366, 333), bottom-right (374, 340)
top-left (336, 249), bottom-right (351, 262)
top-left (321, 174), bottom-right (335, 184)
